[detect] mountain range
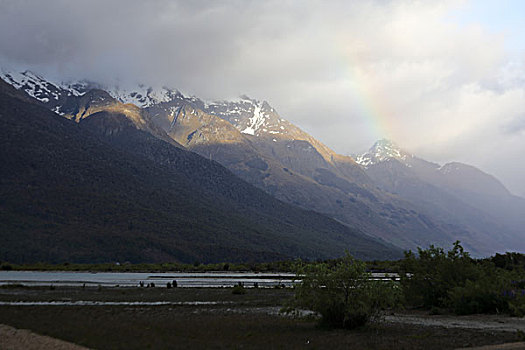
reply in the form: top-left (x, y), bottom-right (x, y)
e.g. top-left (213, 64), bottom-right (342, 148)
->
top-left (1, 70), bottom-right (523, 262)
top-left (0, 73), bottom-right (399, 263)
top-left (356, 139), bottom-right (525, 253)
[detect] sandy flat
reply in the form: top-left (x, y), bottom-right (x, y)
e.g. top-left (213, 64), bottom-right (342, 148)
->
top-left (458, 342), bottom-right (525, 349)
top-left (0, 324), bottom-right (91, 350)
top-left (384, 313), bottom-right (525, 333)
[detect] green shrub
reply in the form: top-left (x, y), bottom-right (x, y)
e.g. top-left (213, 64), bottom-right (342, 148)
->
top-left (232, 283), bottom-right (246, 295)
top-left (286, 253), bottom-right (400, 329)
top-left (508, 289), bottom-right (525, 317)
top-left (400, 241), bottom-right (479, 309)
top-left (448, 277), bottom-right (508, 315)
top-left (0, 264), bottom-right (13, 271)
top-left (400, 241), bottom-right (525, 315)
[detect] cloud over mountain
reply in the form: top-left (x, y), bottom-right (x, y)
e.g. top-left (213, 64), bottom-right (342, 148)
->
top-left (0, 0), bottom-right (523, 196)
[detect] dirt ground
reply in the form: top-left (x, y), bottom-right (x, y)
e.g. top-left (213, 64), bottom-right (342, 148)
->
top-left (0, 323), bottom-right (90, 350)
top-left (0, 286), bottom-right (524, 350)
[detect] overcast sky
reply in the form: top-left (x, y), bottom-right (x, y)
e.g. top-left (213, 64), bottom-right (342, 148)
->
top-left (1, 0), bottom-right (524, 196)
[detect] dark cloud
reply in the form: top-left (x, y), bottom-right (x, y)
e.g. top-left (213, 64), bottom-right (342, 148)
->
top-left (1, 0), bottom-right (524, 196)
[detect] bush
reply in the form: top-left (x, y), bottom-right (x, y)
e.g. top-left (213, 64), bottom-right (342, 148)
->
top-left (400, 241), bottom-right (525, 315)
top-left (286, 253), bottom-right (400, 329)
top-left (0, 264), bottom-right (13, 271)
top-left (232, 283), bottom-right (246, 295)
top-left (448, 277), bottom-right (508, 315)
top-left (509, 294), bottom-right (525, 317)
top-left (400, 241), bottom-right (479, 309)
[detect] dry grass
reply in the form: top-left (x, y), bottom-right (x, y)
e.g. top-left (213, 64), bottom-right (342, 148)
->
top-left (0, 287), bottom-right (521, 350)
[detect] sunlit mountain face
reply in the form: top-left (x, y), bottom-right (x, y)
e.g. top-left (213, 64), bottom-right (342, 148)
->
top-left (1, 0), bottom-right (524, 262)
top-left (2, 5), bottom-right (525, 350)
top-left (2, 69), bottom-right (524, 258)
top-left (2, 76), bottom-right (406, 263)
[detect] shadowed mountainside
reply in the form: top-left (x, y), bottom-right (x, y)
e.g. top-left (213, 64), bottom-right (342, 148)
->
top-left (0, 79), bottom-right (401, 263)
top-left (2, 71), bottom-right (523, 256)
top-left (357, 140), bottom-right (525, 253)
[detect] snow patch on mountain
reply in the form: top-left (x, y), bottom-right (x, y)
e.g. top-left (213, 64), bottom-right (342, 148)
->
top-left (356, 139), bottom-right (413, 168)
top-left (52, 105), bottom-right (65, 116)
top-left (439, 163), bottom-right (461, 175)
top-left (0, 70), bottom-right (86, 103)
top-left (0, 69), bottom-right (196, 110)
top-left (202, 97), bottom-right (291, 138)
top-left (0, 69), bottom-right (294, 139)
top-left (241, 102), bottom-right (265, 135)
top-left (108, 85), bottom-right (179, 107)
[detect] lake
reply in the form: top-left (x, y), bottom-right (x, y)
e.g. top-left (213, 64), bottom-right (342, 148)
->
top-left (0, 271), bottom-right (398, 288)
top-left (0, 271), bottom-right (297, 288)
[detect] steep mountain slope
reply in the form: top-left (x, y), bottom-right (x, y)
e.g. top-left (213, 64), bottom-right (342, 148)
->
top-left (64, 92), bottom-right (411, 250)
top-left (4, 71), bottom-right (522, 256)
top-left (0, 70), bottom-right (87, 114)
top-left (356, 140), bottom-right (525, 253)
top-left (0, 73), bottom-right (480, 253)
top-left (136, 96), bottom-right (468, 253)
top-left (0, 78), bottom-right (401, 263)
top-left (134, 94), bottom-right (476, 254)
top-left (200, 97), bottom-right (371, 184)
top-left (438, 162), bottom-right (511, 196)
top-left (437, 162), bottom-right (525, 235)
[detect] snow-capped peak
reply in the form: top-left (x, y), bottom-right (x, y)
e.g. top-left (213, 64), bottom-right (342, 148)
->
top-left (0, 70), bottom-right (86, 103)
top-left (0, 69), bottom-right (192, 109)
top-left (370, 139), bottom-right (407, 160)
top-left (1, 69), bottom-right (292, 138)
top-left (199, 96), bottom-right (288, 138)
top-left (107, 85), bottom-right (186, 108)
top-left (356, 139), bottom-right (413, 168)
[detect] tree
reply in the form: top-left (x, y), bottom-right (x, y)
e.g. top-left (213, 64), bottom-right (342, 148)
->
top-left (400, 241), bottom-right (478, 308)
top-left (286, 253), bottom-right (399, 329)
top-left (399, 241), bottom-right (525, 315)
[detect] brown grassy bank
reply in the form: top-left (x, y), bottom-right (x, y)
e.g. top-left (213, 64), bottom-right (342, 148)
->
top-left (0, 286), bottom-right (522, 349)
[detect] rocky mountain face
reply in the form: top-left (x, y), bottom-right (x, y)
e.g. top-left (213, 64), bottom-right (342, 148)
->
top-left (356, 139), bottom-right (416, 168)
top-left (136, 92), bottom-right (461, 253)
top-left (357, 139), bottom-right (513, 198)
top-left (2, 70), bottom-right (523, 256)
top-left (0, 78), bottom-right (401, 263)
top-left (356, 140), bottom-right (525, 253)
top-left (0, 70), bottom-right (87, 114)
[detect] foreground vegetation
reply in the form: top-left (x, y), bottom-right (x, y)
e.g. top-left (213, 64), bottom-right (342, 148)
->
top-left (286, 254), bottom-right (400, 329)
top-left (1, 245), bottom-right (524, 349)
top-left (0, 287), bottom-right (522, 350)
top-left (285, 243), bottom-right (525, 329)
top-left (2, 242), bottom-right (524, 328)
top-left (400, 242), bottom-right (525, 317)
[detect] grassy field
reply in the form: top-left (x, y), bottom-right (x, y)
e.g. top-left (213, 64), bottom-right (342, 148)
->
top-left (0, 286), bottom-right (522, 349)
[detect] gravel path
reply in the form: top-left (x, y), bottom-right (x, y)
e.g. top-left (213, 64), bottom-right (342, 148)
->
top-left (461, 343), bottom-right (525, 349)
top-left (0, 324), bottom-right (90, 350)
top-left (173, 305), bottom-right (525, 333)
top-left (384, 314), bottom-right (525, 332)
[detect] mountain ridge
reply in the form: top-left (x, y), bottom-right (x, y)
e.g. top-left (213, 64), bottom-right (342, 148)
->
top-left (0, 77), bottom-right (402, 263)
top-left (356, 138), bottom-right (515, 198)
top-left (356, 138), bottom-right (525, 253)
top-left (2, 70), bottom-right (524, 256)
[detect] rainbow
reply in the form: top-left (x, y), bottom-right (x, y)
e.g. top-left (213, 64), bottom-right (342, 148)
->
top-left (337, 46), bottom-right (396, 142)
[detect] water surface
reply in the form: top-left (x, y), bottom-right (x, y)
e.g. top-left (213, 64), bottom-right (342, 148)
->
top-left (0, 271), bottom-right (297, 288)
